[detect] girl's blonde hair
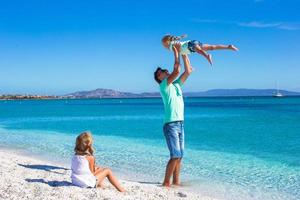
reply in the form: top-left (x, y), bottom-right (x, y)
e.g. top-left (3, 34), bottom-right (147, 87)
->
top-left (74, 131), bottom-right (95, 156)
top-left (161, 34), bottom-right (187, 44)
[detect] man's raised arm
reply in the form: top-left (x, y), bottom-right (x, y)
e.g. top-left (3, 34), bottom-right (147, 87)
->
top-left (167, 43), bottom-right (181, 85)
top-left (179, 54), bottom-right (193, 84)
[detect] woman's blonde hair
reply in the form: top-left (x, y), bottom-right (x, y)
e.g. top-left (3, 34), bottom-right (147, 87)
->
top-left (74, 131), bottom-right (95, 156)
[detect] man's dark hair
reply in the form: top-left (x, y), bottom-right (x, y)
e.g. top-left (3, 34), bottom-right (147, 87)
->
top-left (154, 67), bottom-right (162, 83)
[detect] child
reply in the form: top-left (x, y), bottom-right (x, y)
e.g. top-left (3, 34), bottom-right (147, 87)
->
top-left (71, 131), bottom-right (125, 192)
top-left (161, 34), bottom-right (238, 65)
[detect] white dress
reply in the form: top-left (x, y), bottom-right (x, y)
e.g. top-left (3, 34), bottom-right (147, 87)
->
top-left (71, 155), bottom-right (96, 188)
top-left (169, 40), bottom-right (191, 55)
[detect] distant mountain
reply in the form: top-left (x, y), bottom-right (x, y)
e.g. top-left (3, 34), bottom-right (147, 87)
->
top-left (185, 89), bottom-right (300, 97)
top-left (64, 88), bottom-right (141, 98)
top-left (63, 88), bottom-right (300, 98)
top-left (139, 92), bottom-right (160, 98)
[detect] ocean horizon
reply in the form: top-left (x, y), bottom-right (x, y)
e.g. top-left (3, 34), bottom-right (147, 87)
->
top-left (2, 88), bottom-right (300, 99)
top-left (0, 97), bottom-right (299, 200)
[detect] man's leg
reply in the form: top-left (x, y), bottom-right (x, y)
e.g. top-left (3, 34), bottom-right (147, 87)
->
top-left (163, 158), bottom-right (180, 187)
top-left (173, 122), bottom-right (184, 185)
top-left (172, 158), bottom-right (181, 185)
top-left (163, 122), bottom-right (182, 187)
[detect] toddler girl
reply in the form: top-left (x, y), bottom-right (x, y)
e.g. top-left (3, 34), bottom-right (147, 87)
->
top-left (162, 34), bottom-right (238, 65)
top-left (71, 131), bottom-right (125, 192)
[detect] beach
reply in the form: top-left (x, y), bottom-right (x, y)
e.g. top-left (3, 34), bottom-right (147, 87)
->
top-left (0, 148), bottom-right (215, 200)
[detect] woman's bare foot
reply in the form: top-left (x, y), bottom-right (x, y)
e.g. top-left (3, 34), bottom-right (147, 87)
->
top-left (228, 45), bottom-right (238, 51)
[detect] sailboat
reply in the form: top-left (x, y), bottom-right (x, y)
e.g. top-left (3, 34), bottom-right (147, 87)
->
top-left (273, 91), bottom-right (283, 97)
top-left (273, 82), bottom-right (284, 98)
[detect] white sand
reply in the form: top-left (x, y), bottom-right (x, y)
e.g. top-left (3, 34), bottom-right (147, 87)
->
top-left (0, 148), bottom-right (217, 200)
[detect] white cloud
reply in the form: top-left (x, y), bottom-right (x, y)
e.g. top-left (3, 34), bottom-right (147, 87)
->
top-left (238, 21), bottom-right (300, 30)
top-left (277, 23), bottom-right (300, 30)
top-left (237, 21), bottom-right (281, 28)
top-left (190, 18), bottom-right (300, 31)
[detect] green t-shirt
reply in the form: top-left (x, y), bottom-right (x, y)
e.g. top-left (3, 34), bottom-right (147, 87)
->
top-left (159, 78), bottom-right (184, 123)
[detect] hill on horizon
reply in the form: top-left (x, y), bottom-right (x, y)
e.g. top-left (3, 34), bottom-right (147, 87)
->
top-left (63, 88), bottom-right (300, 98)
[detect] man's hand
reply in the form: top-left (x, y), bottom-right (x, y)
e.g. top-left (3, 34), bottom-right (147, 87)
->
top-left (172, 42), bottom-right (181, 54)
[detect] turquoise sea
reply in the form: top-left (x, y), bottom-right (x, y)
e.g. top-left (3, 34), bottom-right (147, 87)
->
top-left (0, 97), bottom-right (299, 200)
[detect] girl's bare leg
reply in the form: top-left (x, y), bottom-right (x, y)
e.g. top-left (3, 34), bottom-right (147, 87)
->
top-left (194, 45), bottom-right (213, 65)
top-left (202, 44), bottom-right (238, 51)
top-left (93, 166), bottom-right (104, 188)
top-left (94, 168), bottom-right (125, 192)
top-left (96, 181), bottom-right (105, 188)
top-left (94, 166), bottom-right (102, 174)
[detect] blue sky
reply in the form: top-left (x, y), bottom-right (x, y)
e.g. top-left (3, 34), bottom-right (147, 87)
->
top-left (0, 0), bottom-right (299, 95)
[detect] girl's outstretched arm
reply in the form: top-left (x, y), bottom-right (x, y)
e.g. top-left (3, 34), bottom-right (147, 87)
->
top-left (180, 34), bottom-right (187, 39)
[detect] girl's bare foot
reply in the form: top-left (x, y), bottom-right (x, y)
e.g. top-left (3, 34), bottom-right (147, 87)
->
top-left (96, 181), bottom-right (105, 188)
top-left (228, 45), bottom-right (238, 51)
top-left (206, 54), bottom-right (213, 66)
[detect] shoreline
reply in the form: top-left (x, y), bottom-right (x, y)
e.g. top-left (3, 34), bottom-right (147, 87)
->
top-left (0, 148), bottom-right (216, 200)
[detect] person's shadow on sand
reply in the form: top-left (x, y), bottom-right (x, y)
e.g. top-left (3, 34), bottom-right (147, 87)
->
top-left (18, 164), bottom-right (69, 174)
top-left (25, 178), bottom-right (72, 187)
top-left (19, 164), bottom-right (72, 187)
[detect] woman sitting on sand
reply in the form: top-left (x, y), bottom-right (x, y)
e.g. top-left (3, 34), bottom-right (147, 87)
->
top-left (71, 131), bottom-right (125, 192)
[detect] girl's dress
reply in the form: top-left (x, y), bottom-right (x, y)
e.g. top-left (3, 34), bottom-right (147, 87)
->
top-left (71, 155), bottom-right (97, 188)
top-left (169, 40), bottom-right (202, 55)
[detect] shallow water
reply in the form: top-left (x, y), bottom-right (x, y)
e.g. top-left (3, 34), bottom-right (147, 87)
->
top-left (0, 97), bottom-right (299, 200)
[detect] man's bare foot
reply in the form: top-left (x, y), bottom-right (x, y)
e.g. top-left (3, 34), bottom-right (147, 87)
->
top-left (206, 54), bottom-right (213, 66)
top-left (228, 45), bottom-right (238, 51)
top-left (162, 182), bottom-right (171, 187)
top-left (172, 183), bottom-right (181, 187)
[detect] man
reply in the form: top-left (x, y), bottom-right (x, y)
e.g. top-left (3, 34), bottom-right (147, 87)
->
top-left (154, 43), bottom-right (192, 187)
